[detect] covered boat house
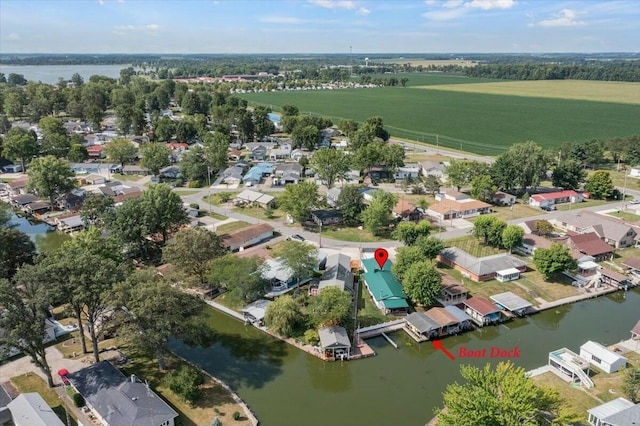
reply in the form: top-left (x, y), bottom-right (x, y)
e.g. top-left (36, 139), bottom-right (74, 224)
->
top-left (463, 296), bottom-right (502, 327)
top-left (490, 291), bottom-right (533, 317)
top-left (318, 325), bottom-right (351, 361)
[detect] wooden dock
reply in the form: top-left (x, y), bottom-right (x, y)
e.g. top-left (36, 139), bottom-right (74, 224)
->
top-left (533, 286), bottom-right (620, 312)
top-left (356, 319), bottom-right (406, 339)
top-left (381, 332), bottom-right (398, 349)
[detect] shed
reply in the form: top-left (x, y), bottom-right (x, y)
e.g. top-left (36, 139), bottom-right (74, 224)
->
top-left (318, 325), bottom-right (351, 360)
top-left (425, 307), bottom-right (462, 336)
top-left (490, 291), bottom-right (533, 316)
top-left (579, 340), bottom-right (627, 373)
top-left (495, 267), bottom-right (521, 282)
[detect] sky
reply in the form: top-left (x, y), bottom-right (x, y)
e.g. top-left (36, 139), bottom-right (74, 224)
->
top-left (0, 0), bottom-right (639, 54)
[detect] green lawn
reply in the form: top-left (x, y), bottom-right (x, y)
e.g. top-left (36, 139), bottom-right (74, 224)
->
top-left (216, 220), bottom-right (251, 234)
top-left (111, 173), bottom-right (144, 182)
top-left (204, 192), bottom-right (239, 206)
top-left (319, 226), bottom-right (392, 243)
top-left (173, 190), bottom-right (202, 196)
top-left (445, 235), bottom-right (505, 258)
top-left (356, 279), bottom-right (393, 327)
top-left (11, 373), bottom-right (78, 426)
top-left (490, 203), bottom-right (542, 222)
top-left (532, 372), bottom-right (599, 423)
top-left (239, 75), bottom-right (640, 155)
top-left (206, 211), bottom-right (228, 220)
top-left (608, 210), bottom-right (640, 223)
top-left (517, 270), bottom-right (580, 302)
top-left (555, 198), bottom-right (612, 211)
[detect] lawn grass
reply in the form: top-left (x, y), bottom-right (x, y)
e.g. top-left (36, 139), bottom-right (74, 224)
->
top-left (216, 220), bottom-right (251, 234)
top-left (490, 203), bottom-right (543, 222)
top-left (555, 198), bottom-right (612, 211)
top-left (54, 331), bottom-right (118, 359)
top-left (206, 211), bottom-right (228, 220)
top-left (608, 210), bottom-right (640, 223)
top-left (232, 204), bottom-right (285, 220)
top-left (610, 247), bottom-right (640, 269)
top-left (319, 226), bottom-right (391, 243)
top-left (589, 352), bottom-right (640, 403)
top-left (204, 192), bottom-right (240, 206)
top-left (532, 372), bottom-right (599, 423)
top-left (173, 189), bottom-right (202, 196)
top-left (239, 77), bottom-right (640, 156)
top-left (118, 348), bottom-right (249, 426)
top-left (356, 279), bottom-right (393, 328)
top-left (517, 270), bottom-right (580, 302)
top-left (111, 173), bottom-right (144, 182)
top-left (445, 235), bottom-right (505, 258)
top-left (11, 373), bottom-right (78, 426)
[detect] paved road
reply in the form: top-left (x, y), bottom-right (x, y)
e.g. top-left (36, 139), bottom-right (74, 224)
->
top-left (389, 138), bottom-right (495, 164)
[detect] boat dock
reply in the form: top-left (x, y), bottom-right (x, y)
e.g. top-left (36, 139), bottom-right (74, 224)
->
top-left (381, 332), bottom-right (398, 349)
top-left (356, 319), bottom-right (406, 339)
top-left (533, 286), bottom-right (620, 312)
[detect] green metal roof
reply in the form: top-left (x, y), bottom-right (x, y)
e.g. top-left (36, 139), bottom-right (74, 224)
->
top-left (362, 258), bottom-right (409, 309)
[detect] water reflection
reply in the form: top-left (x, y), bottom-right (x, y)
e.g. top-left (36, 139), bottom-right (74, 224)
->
top-left (306, 355), bottom-right (352, 393)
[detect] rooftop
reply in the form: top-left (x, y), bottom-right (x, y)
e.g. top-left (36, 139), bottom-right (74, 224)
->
top-left (580, 341), bottom-right (627, 365)
top-left (568, 232), bottom-right (615, 256)
top-left (318, 325), bottom-right (351, 349)
top-left (220, 223), bottom-right (274, 249)
top-left (464, 296), bottom-right (500, 316)
top-left (490, 291), bottom-right (532, 312)
top-left (6, 393), bottom-right (64, 426)
top-left (361, 258), bottom-right (409, 309)
top-left (405, 312), bottom-right (440, 333)
top-left (622, 257), bottom-right (640, 270)
top-left (425, 307), bottom-right (459, 327)
top-left (440, 247), bottom-right (527, 277)
top-left (587, 397), bottom-right (635, 422)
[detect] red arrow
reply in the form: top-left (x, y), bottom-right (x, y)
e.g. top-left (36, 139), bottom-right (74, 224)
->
top-left (433, 340), bottom-right (455, 361)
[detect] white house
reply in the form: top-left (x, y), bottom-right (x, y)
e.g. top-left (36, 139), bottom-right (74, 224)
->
top-left (7, 393), bottom-right (65, 426)
top-left (394, 164), bottom-right (420, 181)
top-left (529, 190), bottom-right (584, 208)
top-left (629, 166), bottom-right (640, 178)
top-left (579, 340), bottom-right (627, 373)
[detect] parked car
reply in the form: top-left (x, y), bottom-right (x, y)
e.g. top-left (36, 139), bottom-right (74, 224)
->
top-left (288, 234), bottom-right (305, 242)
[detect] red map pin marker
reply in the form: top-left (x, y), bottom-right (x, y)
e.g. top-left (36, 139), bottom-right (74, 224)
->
top-left (374, 248), bottom-right (389, 269)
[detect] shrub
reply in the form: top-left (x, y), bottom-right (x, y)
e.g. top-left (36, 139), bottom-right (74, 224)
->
top-left (66, 387), bottom-right (85, 407)
top-left (218, 192), bottom-right (233, 203)
top-left (233, 411), bottom-right (241, 421)
top-left (164, 366), bottom-right (205, 404)
top-left (211, 418), bottom-right (222, 426)
top-left (188, 180), bottom-right (203, 188)
top-left (304, 329), bottom-right (320, 345)
top-left (264, 207), bottom-right (274, 219)
top-left (189, 203), bottom-right (200, 210)
top-left (175, 177), bottom-right (184, 187)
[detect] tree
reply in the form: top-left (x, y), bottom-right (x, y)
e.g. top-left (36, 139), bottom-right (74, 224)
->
top-left (337, 119), bottom-right (358, 138)
top-left (361, 190), bottom-right (396, 236)
top-left (585, 170), bottom-right (614, 199)
top-left (0, 114), bottom-right (12, 134)
top-left (310, 149), bottom-right (350, 189)
top-left (164, 366), bottom-right (205, 404)
top-left (423, 175), bottom-right (441, 196)
top-left (163, 227), bottom-right (224, 284)
top-left (71, 73), bottom-right (84, 87)
top-left (281, 104), bottom-right (299, 117)
top-left (105, 138), bottom-right (137, 168)
top-left (622, 366), bottom-right (640, 403)
top-left (402, 261), bottom-right (441, 306)
top-left (415, 236), bottom-right (444, 262)
top-left (436, 362), bottom-right (579, 426)
top-left (105, 196), bottom-right (150, 258)
top-left (502, 225), bottom-right (525, 253)
top-left (140, 142), bottom-right (171, 176)
top-left (42, 133), bottom-right (71, 158)
top-left (392, 221), bottom-right (431, 246)
top-left (336, 185), bottom-right (364, 226)
top-left (202, 132), bottom-right (229, 176)
top-left (112, 270), bottom-right (210, 370)
top-left (470, 175), bottom-right (497, 203)
top-left (361, 116), bottom-right (390, 142)
top-left (492, 141), bottom-right (549, 192)
top-left (142, 183), bottom-right (189, 244)
top-left (274, 241), bottom-right (318, 289)
top-left (392, 246), bottom-right (425, 281)
top-left (38, 116), bottom-right (66, 140)
top-left (27, 155), bottom-right (76, 208)
top-left (292, 124), bottom-right (320, 150)
top-left (208, 255), bottom-right (266, 306)
top-left (0, 228), bottom-right (36, 279)
top-left (2, 127), bottom-right (39, 171)
top-left (352, 141), bottom-right (384, 177)
top-left (176, 118), bottom-right (198, 142)
top-left (535, 220), bottom-right (553, 236)
top-left (0, 273), bottom-right (55, 387)
top-left (179, 145), bottom-right (208, 183)
top-left (264, 295), bottom-right (301, 337)
top-left (445, 160), bottom-right (473, 191)
top-left (154, 117), bottom-right (176, 142)
top-left (533, 243), bottom-right (577, 280)
top-left (382, 143), bottom-right (405, 174)
top-left (68, 143), bottom-right (88, 162)
top-left (278, 181), bottom-right (322, 222)
top-left (307, 287), bottom-right (352, 327)
top-left (4, 89), bottom-right (26, 118)
top-left (552, 159), bottom-right (587, 190)
top-left (472, 215), bottom-right (506, 247)
top-left (254, 106), bottom-right (275, 140)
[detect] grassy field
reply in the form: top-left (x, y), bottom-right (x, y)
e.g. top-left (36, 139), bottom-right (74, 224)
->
top-left (378, 59), bottom-right (478, 68)
top-left (417, 80), bottom-right (640, 104)
top-left (204, 192), bottom-right (239, 206)
top-left (608, 210), bottom-right (640, 222)
top-left (111, 173), bottom-right (143, 182)
top-left (11, 373), bottom-right (78, 426)
top-left (532, 372), bottom-right (598, 423)
top-left (445, 235), bottom-right (505, 258)
top-left (216, 220), bottom-right (251, 234)
top-left (240, 74), bottom-right (640, 156)
top-left (555, 198), bottom-right (612, 211)
top-left (319, 226), bottom-right (391, 243)
top-left (485, 203), bottom-right (542, 222)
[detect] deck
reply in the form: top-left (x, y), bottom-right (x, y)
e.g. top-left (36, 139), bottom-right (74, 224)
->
top-left (356, 319), bottom-right (406, 339)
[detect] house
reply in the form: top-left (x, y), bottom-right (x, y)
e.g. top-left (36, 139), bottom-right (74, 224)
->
top-left (228, 148), bottom-right (242, 161)
top-left (122, 165), bottom-right (151, 176)
top-left (566, 232), bottom-right (615, 261)
top-left (290, 148), bottom-right (305, 161)
top-left (492, 191), bottom-right (516, 206)
top-left (405, 312), bottom-right (440, 341)
top-left (67, 361), bottom-right (178, 426)
top-left (241, 299), bottom-right (272, 325)
top-left (318, 325), bottom-right (351, 361)
top-left (518, 233), bottom-right (553, 255)
top-left (326, 187), bottom-right (342, 207)
top-left (437, 281), bottom-right (469, 307)
top-left (495, 268), bottom-right (522, 282)
top-left (86, 145), bottom-right (105, 159)
top-left (548, 347), bottom-right (593, 388)
top-left (529, 190), bottom-right (584, 208)
top-left (419, 161), bottom-right (446, 179)
top-left (56, 188), bottom-right (86, 211)
top-left (261, 258), bottom-right (300, 290)
top-left (311, 210), bottom-right (342, 226)
top-left (71, 162), bottom-right (120, 176)
top-left (218, 165), bottom-right (244, 185)
top-left (425, 307), bottom-right (462, 337)
top-left (159, 165), bottom-right (181, 179)
top-left (220, 223), bottom-right (275, 251)
top-left (317, 253), bottom-right (354, 295)
top-left (6, 393), bottom-right (65, 426)
top-left (10, 194), bottom-right (39, 208)
top-left (490, 292), bottom-right (533, 316)
top-left (249, 144), bottom-right (268, 161)
top-left (550, 211), bottom-right (638, 249)
top-left (234, 189), bottom-right (275, 208)
top-left (2, 164), bottom-right (23, 173)
top-left (438, 247), bottom-right (527, 282)
top-left (358, 187), bottom-right (379, 202)
top-left (6, 177), bottom-right (29, 196)
top-left (463, 296), bottom-right (502, 327)
top-left (587, 397), bottom-right (640, 426)
top-left (435, 190), bottom-right (470, 202)
top-left (269, 142), bottom-right (292, 160)
top-left (242, 162), bottom-right (274, 186)
top-left (394, 164), bottom-right (420, 181)
top-left (361, 258), bottom-right (409, 314)
top-left (426, 198), bottom-right (492, 221)
top-left (57, 215), bottom-right (86, 233)
top-left (113, 190), bottom-right (143, 206)
top-left (82, 174), bottom-right (106, 185)
top-left (25, 201), bottom-right (51, 215)
top-left (629, 166), bottom-right (640, 178)
top-left (393, 199), bottom-right (421, 222)
top-left (274, 163), bottom-right (302, 185)
top-left (580, 340), bottom-right (627, 373)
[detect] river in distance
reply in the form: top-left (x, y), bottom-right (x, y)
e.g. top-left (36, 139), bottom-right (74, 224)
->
top-left (171, 287), bottom-right (640, 426)
top-left (8, 211), bottom-right (70, 253)
top-left (0, 64), bottom-right (135, 84)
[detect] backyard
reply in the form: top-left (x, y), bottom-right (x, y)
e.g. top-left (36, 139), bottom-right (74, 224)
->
top-left (445, 235), bottom-right (505, 258)
top-left (10, 373), bottom-right (78, 426)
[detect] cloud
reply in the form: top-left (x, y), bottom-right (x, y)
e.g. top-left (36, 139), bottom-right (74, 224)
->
top-left (443, 0), bottom-right (464, 8)
top-left (7, 32), bottom-right (21, 41)
top-left (308, 0), bottom-right (355, 10)
top-left (423, 0), bottom-right (515, 21)
top-left (113, 24), bottom-right (161, 35)
top-left (422, 7), bottom-right (467, 21)
top-left (465, 0), bottom-right (514, 10)
top-left (357, 7), bottom-right (371, 16)
top-left (98, 0), bottom-right (104, 4)
top-left (538, 9), bottom-right (586, 27)
top-left (259, 15), bottom-right (305, 24)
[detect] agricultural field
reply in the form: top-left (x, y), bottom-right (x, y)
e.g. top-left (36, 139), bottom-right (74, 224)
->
top-left (377, 59), bottom-right (478, 68)
top-left (416, 80), bottom-right (640, 104)
top-left (240, 73), bottom-right (640, 156)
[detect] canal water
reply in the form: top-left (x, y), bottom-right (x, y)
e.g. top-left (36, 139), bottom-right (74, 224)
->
top-left (171, 288), bottom-right (640, 426)
top-left (8, 212), bottom-right (70, 253)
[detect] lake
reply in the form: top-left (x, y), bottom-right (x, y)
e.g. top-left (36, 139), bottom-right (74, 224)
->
top-left (0, 64), bottom-right (134, 84)
top-left (171, 287), bottom-right (640, 426)
top-left (9, 212), bottom-right (70, 253)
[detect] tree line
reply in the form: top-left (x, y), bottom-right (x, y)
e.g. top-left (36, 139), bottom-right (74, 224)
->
top-left (464, 62), bottom-right (640, 82)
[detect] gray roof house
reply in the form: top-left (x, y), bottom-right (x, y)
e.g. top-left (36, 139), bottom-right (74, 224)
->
top-left (420, 161), bottom-right (446, 179)
top-left (326, 187), bottom-right (342, 207)
top-left (6, 393), bottom-right (65, 426)
top-left (318, 253), bottom-right (354, 294)
top-left (318, 325), bottom-right (351, 360)
top-left (67, 361), bottom-right (178, 426)
top-left (438, 247), bottom-right (528, 282)
top-left (587, 397), bottom-right (639, 426)
top-left (550, 211), bottom-right (639, 249)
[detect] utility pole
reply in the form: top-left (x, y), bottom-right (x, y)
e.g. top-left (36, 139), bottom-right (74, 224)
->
top-left (207, 167), bottom-right (212, 213)
top-left (622, 166), bottom-right (628, 210)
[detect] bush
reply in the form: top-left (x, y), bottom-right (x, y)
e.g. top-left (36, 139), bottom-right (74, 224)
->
top-left (66, 387), bottom-right (85, 407)
top-left (211, 418), bottom-right (222, 426)
top-left (175, 177), bottom-right (184, 187)
top-left (164, 366), bottom-right (205, 404)
top-left (188, 180), bottom-right (203, 188)
top-left (304, 329), bottom-right (319, 346)
top-left (233, 411), bottom-right (241, 421)
top-left (189, 203), bottom-right (200, 210)
top-left (218, 192), bottom-right (233, 203)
